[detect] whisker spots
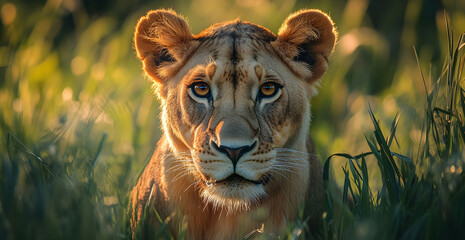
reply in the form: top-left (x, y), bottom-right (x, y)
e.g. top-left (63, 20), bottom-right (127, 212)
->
top-left (242, 158), bottom-right (272, 164)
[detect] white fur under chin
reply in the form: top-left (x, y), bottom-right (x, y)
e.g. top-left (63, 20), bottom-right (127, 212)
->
top-left (201, 183), bottom-right (267, 214)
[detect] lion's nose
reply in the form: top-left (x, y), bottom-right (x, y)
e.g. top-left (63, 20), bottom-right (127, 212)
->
top-left (212, 141), bottom-right (257, 168)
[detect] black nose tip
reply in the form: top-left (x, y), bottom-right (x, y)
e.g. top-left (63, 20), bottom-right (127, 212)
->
top-left (212, 141), bottom-right (257, 167)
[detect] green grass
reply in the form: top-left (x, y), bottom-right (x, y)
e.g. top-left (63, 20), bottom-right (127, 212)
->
top-left (3, 27), bottom-right (464, 240)
top-left (1, 0), bottom-right (465, 239)
top-left (322, 30), bottom-right (465, 239)
top-left (2, 123), bottom-right (131, 239)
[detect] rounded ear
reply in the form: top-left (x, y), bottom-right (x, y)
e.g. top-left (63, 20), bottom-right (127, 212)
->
top-left (134, 9), bottom-right (196, 83)
top-left (272, 9), bottom-right (337, 83)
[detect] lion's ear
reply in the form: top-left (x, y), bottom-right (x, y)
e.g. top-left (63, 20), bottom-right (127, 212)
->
top-left (134, 9), bottom-right (196, 83)
top-left (273, 9), bottom-right (337, 83)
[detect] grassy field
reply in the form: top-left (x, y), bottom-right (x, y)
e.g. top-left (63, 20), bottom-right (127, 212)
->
top-left (1, 0), bottom-right (465, 239)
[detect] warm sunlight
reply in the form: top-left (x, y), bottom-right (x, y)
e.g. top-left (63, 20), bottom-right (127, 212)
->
top-left (1, 0), bottom-right (464, 239)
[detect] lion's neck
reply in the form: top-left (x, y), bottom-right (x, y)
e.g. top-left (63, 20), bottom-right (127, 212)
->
top-left (168, 179), bottom-right (290, 239)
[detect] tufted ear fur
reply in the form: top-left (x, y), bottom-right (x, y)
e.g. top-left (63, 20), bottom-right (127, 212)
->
top-left (272, 9), bottom-right (337, 83)
top-left (134, 9), bottom-right (197, 84)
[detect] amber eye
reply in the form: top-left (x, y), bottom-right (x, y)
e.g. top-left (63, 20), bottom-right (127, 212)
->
top-left (191, 82), bottom-right (211, 98)
top-left (259, 82), bottom-right (280, 98)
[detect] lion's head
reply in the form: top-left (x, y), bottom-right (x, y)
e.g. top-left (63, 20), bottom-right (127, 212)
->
top-left (134, 9), bottom-right (336, 213)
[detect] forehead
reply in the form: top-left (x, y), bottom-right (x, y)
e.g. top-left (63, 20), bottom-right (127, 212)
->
top-left (193, 21), bottom-right (278, 65)
top-left (195, 20), bottom-right (277, 45)
top-left (174, 21), bottom-right (296, 88)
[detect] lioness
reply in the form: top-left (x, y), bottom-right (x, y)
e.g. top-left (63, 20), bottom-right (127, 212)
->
top-left (131, 9), bottom-right (336, 239)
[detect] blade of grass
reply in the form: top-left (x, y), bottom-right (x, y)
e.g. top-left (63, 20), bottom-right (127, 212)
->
top-left (7, 132), bottom-right (56, 181)
top-left (92, 133), bottom-right (108, 169)
top-left (391, 152), bottom-right (414, 166)
top-left (460, 89), bottom-right (465, 143)
top-left (365, 135), bottom-right (397, 205)
top-left (339, 167), bottom-right (350, 240)
top-left (387, 112), bottom-right (400, 148)
top-left (359, 157), bottom-right (370, 217)
top-left (323, 152), bottom-right (373, 182)
top-left (368, 105), bottom-right (402, 203)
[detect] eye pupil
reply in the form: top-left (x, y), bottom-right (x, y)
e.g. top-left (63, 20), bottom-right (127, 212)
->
top-left (193, 83), bottom-right (210, 97)
top-left (260, 83), bottom-right (277, 97)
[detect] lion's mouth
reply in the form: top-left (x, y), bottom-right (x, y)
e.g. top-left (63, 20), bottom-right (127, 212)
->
top-left (205, 174), bottom-right (269, 185)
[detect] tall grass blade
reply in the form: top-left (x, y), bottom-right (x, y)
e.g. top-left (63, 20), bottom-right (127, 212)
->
top-left (359, 158), bottom-right (370, 217)
top-left (387, 112), bottom-right (400, 148)
top-left (368, 105), bottom-right (401, 203)
top-left (339, 168), bottom-right (350, 240)
top-left (92, 133), bottom-right (108, 170)
top-left (460, 89), bottom-right (465, 143)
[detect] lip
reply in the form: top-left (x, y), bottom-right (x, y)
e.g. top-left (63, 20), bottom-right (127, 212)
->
top-left (205, 174), bottom-right (269, 185)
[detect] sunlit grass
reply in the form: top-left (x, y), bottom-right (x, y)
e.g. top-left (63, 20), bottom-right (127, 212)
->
top-left (322, 29), bottom-right (465, 239)
top-left (1, 0), bottom-right (465, 239)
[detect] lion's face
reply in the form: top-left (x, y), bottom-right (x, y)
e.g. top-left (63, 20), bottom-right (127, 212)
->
top-left (173, 39), bottom-right (311, 210)
top-left (134, 10), bottom-right (336, 212)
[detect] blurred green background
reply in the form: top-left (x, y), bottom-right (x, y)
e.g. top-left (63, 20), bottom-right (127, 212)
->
top-left (2, 0), bottom-right (464, 185)
top-left (0, 0), bottom-right (464, 239)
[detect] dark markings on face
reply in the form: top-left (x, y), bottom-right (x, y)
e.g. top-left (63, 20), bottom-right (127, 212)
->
top-left (230, 30), bottom-right (239, 92)
top-left (194, 21), bottom-right (277, 43)
top-left (210, 49), bottom-right (219, 60)
top-left (264, 74), bottom-right (280, 82)
top-left (194, 21), bottom-right (277, 89)
top-left (252, 49), bottom-right (258, 61)
top-left (193, 72), bottom-right (207, 81)
top-left (192, 21), bottom-right (294, 122)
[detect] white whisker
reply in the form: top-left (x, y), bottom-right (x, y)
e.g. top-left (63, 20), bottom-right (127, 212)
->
top-left (184, 180), bottom-right (201, 192)
top-left (164, 163), bottom-right (196, 173)
top-left (271, 167), bottom-right (296, 174)
top-left (275, 148), bottom-right (314, 155)
top-left (269, 170), bottom-right (292, 184)
top-left (172, 171), bottom-right (193, 183)
top-left (274, 160), bottom-right (309, 168)
top-left (274, 158), bottom-right (308, 164)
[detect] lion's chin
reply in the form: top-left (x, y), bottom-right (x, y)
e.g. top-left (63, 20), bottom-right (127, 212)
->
top-left (200, 181), bottom-right (266, 213)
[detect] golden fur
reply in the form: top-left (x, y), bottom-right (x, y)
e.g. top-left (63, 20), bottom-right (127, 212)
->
top-left (131, 9), bottom-right (337, 239)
